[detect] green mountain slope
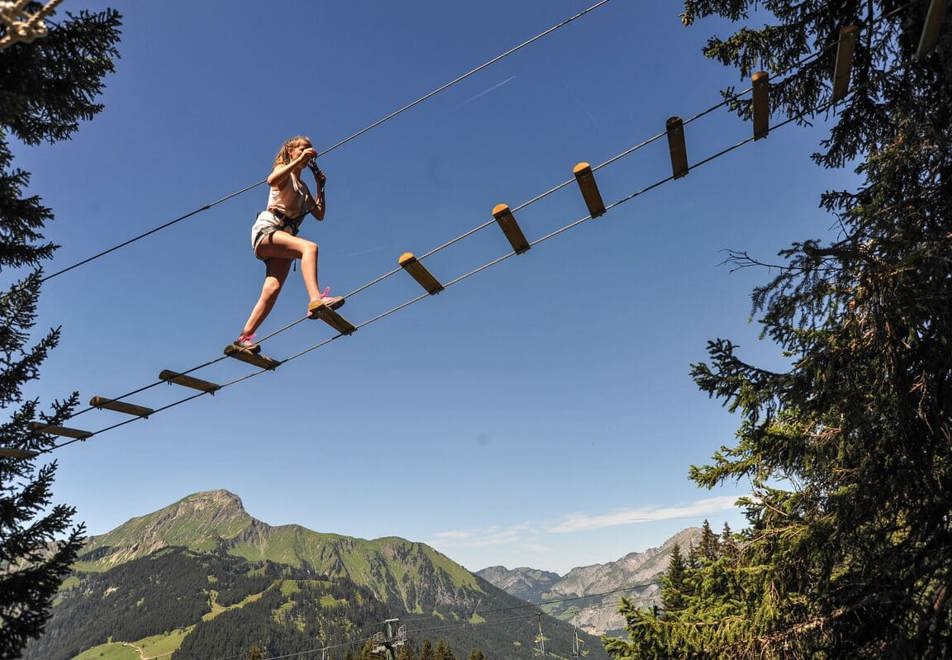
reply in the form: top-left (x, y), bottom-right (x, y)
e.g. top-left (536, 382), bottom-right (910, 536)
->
top-left (77, 490), bottom-right (479, 612)
top-left (77, 490), bottom-right (254, 565)
top-left (27, 490), bottom-right (608, 659)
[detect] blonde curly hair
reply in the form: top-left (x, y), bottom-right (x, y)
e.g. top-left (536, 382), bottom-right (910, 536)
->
top-left (273, 135), bottom-right (313, 167)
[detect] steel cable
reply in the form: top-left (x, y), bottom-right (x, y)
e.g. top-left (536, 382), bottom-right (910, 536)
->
top-left (38, 0), bottom-right (616, 283)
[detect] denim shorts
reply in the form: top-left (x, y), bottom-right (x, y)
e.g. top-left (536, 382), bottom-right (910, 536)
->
top-left (251, 211), bottom-right (280, 253)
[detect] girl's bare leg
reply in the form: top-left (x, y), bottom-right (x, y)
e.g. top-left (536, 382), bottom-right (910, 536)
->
top-left (255, 231), bottom-right (322, 301)
top-left (241, 257), bottom-right (291, 336)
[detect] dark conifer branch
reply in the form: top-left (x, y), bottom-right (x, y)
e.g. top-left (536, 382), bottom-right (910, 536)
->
top-left (0, 7), bottom-right (121, 658)
top-left (608, 1), bottom-right (952, 657)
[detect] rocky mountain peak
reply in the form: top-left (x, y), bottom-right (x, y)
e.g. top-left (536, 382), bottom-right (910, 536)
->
top-left (140, 489), bottom-right (254, 536)
top-left (475, 565), bottom-right (561, 603)
top-left (479, 527), bottom-right (705, 636)
top-left (78, 490), bottom-right (258, 568)
top-left (178, 489), bottom-right (246, 514)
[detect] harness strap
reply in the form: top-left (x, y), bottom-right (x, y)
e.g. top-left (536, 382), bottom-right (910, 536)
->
top-left (269, 208), bottom-right (307, 235)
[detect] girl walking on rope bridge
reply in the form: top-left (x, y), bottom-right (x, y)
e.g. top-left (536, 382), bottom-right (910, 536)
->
top-left (233, 136), bottom-right (343, 352)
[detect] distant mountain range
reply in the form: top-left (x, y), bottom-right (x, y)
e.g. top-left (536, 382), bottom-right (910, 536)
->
top-left (476, 566), bottom-right (561, 604)
top-left (25, 490), bottom-right (608, 660)
top-left (478, 527), bottom-right (702, 637)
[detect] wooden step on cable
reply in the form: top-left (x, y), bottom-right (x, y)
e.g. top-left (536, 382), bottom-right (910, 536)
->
top-left (0, 446), bottom-right (40, 459)
top-left (917, 0), bottom-right (947, 60)
top-left (30, 421), bottom-right (92, 440)
top-left (159, 370), bottom-right (221, 393)
top-left (89, 396), bottom-right (154, 418)
top-left (572, 162), bottom-right (606, 218)
top-left (666, 117), bottom-right (689, 179)
top-left (223, 344), bottom-right (281, 370)
top-left (307, 300), bottom-right (356, 335)
top-left (752, 71), bottom-right (769, 140)
top-left (492, 204), bottom-right (530, 255)
top-left (399, 252), bottom-right (444, 294)
top-left (832, 25), bottom-right (858, 103)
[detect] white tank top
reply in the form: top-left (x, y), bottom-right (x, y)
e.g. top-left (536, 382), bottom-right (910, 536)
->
top-left (266, 172), bottom-right (311, 217)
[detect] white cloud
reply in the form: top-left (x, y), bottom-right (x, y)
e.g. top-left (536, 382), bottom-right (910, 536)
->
top-left (433, 530), bottom-right (474, 541)
top-left (428, 495), bottom-right (741, 555)
top-left (429, 523), bottom-right (533, 549)
top-left (547, 496), bottom-right (740, 533)
top-left (519, 542), bottom-right (553, 554)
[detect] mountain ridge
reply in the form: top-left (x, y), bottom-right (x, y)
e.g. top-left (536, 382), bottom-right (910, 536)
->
top-left (28, 489), bottom-right (608, 660)
top-left (78, 489), bottom-right (481, 608)
top-left (477, 527), bottom-right (702, 636)
top-left (476, 565), bottom-right (561, 603)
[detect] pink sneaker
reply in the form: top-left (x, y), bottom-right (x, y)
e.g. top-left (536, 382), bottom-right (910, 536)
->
top-left (231, 334), bottom-right (260, 354)
top-left (307, 287), bottom-right (345, 317)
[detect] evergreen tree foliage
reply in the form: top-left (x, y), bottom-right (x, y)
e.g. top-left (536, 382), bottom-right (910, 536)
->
top-left (467, 650), bottom-right (485, 660)
top-left (719, 523), bottom-right (737, 561)
top-left (433, 639), bottom-right (456, 660)
top-left (356, 639), bottom-right (375, 660)
top-left (660, 543), bottom-right (687, 613)
top-left (418, 639), bottom-right (434, 660)
top-left (607, 1), bottom-right (951, 657)
top-left (698, 520), bottom-right (719, 562)
top-left (0, 7), bottom-right (121, 658)
top-left (685, 541), bottom-right (700, 570)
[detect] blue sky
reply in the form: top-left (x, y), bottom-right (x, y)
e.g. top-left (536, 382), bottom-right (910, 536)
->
top-left (14, 0), bottom-right (857, 575)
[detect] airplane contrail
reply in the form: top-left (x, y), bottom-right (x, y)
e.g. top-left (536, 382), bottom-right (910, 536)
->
top-left (458, 76), bottom-right (516, 108)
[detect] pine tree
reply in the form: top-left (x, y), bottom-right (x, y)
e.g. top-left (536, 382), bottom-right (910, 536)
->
top-left (357, 639), bottom-right (376, 660)
top-left (698, 520), bottom-right (719, 561)
top-left (0, 8), bottom-right (121, 657)
top-left (660, 543), bottom-right (687, 613)
top-left (418, 639), bottom-right (434, 660)
top-left (433, 639), bottom-right (455, 660)
top-left (685, 541), bottom-right (700, 570)
top-left (247, 643), bottom-right (265, 660)
top-left (719, 522), bottom-right (737, 560)
top-left (609, 0), bottom-right (952, 657)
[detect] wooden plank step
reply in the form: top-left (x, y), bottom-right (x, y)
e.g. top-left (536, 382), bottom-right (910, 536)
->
top-left (30, 421), bottom-right (92, 440)
top-left (0, 446), bottom-right (40, 459)
top-left (832, 25), bottom-right (858, 103)
top-left (223, 344), bottom-right (281, 370)
top-left (917, 0), bottom-right (947, 59)
top-left (399, 252), bottom-right (444, 294)
top-left (307, 301), bottom-right (357, 335)
top-left (159, 370), bottom-right (221, 393)
top-left (752, 71), bottom-right (769, 140)
top-left (492, 203), bottom-right (530, 254)
top-left (89, 396), bottom-right (154, 418)
top-left (573, 162), bottom-right (606, 218)
top-left (666, 116), bottom-right (689, 179)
